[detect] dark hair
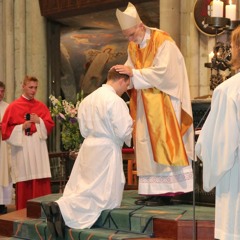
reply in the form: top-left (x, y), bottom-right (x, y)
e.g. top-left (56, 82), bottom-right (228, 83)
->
top-left (107, 68), bottom-right (129, 82)
top-left (0, 81), bottom-right (5, 89)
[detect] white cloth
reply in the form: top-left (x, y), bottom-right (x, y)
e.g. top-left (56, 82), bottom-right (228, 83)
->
top-left (6, 118), bottom-right (51, 182)
top-left (195, 72), bottom-right (240, 240)
top-left (0, 101), bottom-right (12, 204)
top-left (126, 27), bottom-right (193, 195)
top-left (57, 84), bottom-right (133, 229)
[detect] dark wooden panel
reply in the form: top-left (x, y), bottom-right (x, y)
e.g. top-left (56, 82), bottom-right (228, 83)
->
top-left (153, 219), bottom-right (214, 240)
top-left (39, 0), bottom-right (147, 19)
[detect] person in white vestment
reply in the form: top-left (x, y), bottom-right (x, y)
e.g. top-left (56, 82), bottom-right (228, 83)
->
top-left (195, 26), bottom-right (240, 240)
top-left (113, 2), bottom-right (194, 206)
top-left (0, 81), bottom-right (13, 214)
top-left (42, 68), bottom-right (133, 239)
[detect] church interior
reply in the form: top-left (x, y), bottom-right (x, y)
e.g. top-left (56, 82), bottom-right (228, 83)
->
top-left (0, 0), bottom-right (239, 239)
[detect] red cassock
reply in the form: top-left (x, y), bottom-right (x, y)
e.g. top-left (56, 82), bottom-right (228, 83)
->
top-left (1, 96), bottom-right (55, 209)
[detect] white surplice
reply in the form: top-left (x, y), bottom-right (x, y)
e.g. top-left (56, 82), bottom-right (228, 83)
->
top-left (195, 72), bottom-right (240, 240)
top-left (126, 28), bottom-right (194, 195)
top-left (0, 101), bottom-right (13, 204)
top-left (57, 84), bottom-right (133, 229)
top-left (6, 118), bottom-right (51, 182)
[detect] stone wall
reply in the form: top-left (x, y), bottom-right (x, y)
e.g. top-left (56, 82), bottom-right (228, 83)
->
top-left (0, 0), bottom-right (47, 103)
top-left (1, 0), bottom-right (240, 101)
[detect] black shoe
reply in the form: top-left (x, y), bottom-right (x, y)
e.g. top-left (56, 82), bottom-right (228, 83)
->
top-left (145, 196), bottom-right (173, 206)
top-left (41, 202), bottom-right (58, 238)
top-left (0, 205), bottom-right (7, 214)
top-left (135, 196), bottom-right (155, 205)
top-left (50, 202), bottom-right (65, 239)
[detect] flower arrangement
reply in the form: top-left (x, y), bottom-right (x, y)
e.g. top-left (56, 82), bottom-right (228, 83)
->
top-left (49, 92), bottom-right (84, 151)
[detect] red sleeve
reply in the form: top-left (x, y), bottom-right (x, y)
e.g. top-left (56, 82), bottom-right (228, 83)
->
top-left (1, 104), bottom-right (17, 140)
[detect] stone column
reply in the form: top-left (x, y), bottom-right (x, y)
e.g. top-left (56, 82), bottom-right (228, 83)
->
top-left (159, 0), bottom-right (216, 98)
top-left (14, 0), bottom-right (26, 98)
top-left (25, 0), bottom-right (47, 103)
top-left (1, 0), bottom-right (15, 102)
top-left (0, 0), bottom-right (47, 103)
top-left (159, 0), bottom-right (180, 47)
top-left (180, 0), bottom-right (202, 98)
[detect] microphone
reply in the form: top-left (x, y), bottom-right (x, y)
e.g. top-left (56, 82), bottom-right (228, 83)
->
top-left (25, 113), bottom-right (31, 136)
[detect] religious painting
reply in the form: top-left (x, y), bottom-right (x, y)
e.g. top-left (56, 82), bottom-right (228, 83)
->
top-left (60, 27), bottom-right (128, 102)
top-left (58, 1), bottom-right (159, 102)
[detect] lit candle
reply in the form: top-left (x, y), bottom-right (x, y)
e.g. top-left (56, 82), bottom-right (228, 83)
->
top-left (225, 1), bottom-right (236, 21)
top-left (211, 0), bottom-right (224, 17)
top-left (209, 51), bottom-right (214, 62)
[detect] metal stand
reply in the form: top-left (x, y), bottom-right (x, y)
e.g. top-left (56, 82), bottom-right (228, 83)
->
top-left (203, 16), bottom-right (236, 91)
top-left (192, 105), bottom-right (211, 240)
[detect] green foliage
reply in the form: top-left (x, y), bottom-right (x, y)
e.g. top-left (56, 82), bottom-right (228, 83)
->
top-left (49, 91), bottom-right (84, 151)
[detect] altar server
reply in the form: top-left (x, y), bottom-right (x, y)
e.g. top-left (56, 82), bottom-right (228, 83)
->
top-left (1, 75), bottom-right (54, 210)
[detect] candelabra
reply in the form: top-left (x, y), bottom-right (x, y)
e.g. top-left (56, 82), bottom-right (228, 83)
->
top-left (204, 16), bottom-right (240, 90)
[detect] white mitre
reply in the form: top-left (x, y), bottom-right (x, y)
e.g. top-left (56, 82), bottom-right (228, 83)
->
top-left (116, 2), bottom-right (142, 30)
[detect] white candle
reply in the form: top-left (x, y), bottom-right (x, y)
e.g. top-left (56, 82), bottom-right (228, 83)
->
top-left (209, 51), bottom-right (214, 62)
top-left (225, 2), bottom-right (236, 21)
top-left (211, 0), bottom-right (224, 17)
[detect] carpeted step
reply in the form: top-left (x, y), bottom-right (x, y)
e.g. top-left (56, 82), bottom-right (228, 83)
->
top-left (0, 190), bottom-right (215, 239)
top-left (12, 218), bottom-right (151, 240)
top-left (64, 228), bottom-right (151, 240)
top-left (12, 218), bottom-right (47, 240)
top-left (0, 209), bottom-right (28, 237)
top-left (28, 191), bottom-right (156, 235)
top-left (27, 190), bottom-right (215, 238)
top-left (93, 206), bottom-right (154, 236)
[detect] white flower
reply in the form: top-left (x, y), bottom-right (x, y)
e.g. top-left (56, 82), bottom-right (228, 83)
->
top-left (49, 95), bottom-right (60, 106)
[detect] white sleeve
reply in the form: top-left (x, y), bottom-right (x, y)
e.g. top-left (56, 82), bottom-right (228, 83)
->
top-left (6, 125), bottom-right (23, 147)
top-left (36, 118), bottom-right (48, 140)
top-left (195, 88), bottom-right (239, 192)
top-left (110, 99), bottom-right (133, 147)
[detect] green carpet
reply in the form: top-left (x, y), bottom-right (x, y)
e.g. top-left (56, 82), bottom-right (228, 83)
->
top-left (12, 190), bottom-right (214, 240)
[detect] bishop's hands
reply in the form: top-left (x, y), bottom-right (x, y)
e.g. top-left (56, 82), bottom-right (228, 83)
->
top-left (112, 65), bottom-right (133, 77)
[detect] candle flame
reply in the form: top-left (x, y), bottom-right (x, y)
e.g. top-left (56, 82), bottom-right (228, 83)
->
top-left (229, 0), bottom-right (232, 4)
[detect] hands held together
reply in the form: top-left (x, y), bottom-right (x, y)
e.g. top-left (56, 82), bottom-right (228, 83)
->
top-left (23, 113), bottom-right (40, 130)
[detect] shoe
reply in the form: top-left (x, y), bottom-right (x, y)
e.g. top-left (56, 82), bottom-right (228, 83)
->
top-left (135, 196), bottom-right (155, 205)
top-left (41, 202), bottom-right (58, 238)
top-left (145, 196), bottom-right (173, 206)
top-left (0, 205), bottom-right (7, 214)
top-left (50, 202), bottom-right (65, 239)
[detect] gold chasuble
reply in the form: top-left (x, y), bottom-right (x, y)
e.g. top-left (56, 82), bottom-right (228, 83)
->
top-left (129, 30), bottom-right (192, 166)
